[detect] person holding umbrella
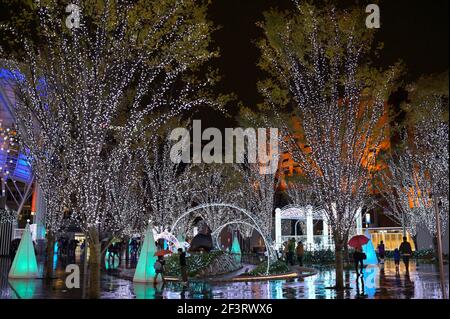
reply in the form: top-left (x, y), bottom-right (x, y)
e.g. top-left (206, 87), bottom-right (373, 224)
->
top-left (153, 256), bottom-right (166, 284)
top-left (178, 248), bottom-right (188, 283)
top-left (348, 235), bottom-right (369, 276)
top-left (153, 249), bottom-right (171, 284)
top-left (353, 246), bottom-right (366, 276)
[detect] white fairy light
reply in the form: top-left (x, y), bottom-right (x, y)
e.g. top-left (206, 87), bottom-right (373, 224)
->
top-left (1, 0), bottom-right (219, 257)
top-left (256, 3), bottom-right (397, 287)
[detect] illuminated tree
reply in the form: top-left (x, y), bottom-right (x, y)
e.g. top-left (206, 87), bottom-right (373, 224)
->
top-left (240, 161), bottom-right (279, 249)
top-left (412, 96), bottom-right (449, 238)
top-left (2, 0), bottom-right (218, 297)
top-left (3, 77), bottom-right (70, 278)
top-left (144, 137), bottom-right (197, 235)
top-left (285, 177), bottom-right (316, 208)
top-left (256, 2), bottom-right (399, 288)
top-left (378, 150), bottom-right (428, 237)
top-left (379, 88), bottom-right (449, 254)
top-left (105, 149), bottom-right (147, 238)
top-left (190, 164), bottom-right (242, 233)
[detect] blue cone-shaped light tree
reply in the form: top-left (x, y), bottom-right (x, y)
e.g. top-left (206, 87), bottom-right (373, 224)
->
top-left (9, 221), bottom-right (39, 279)
top-left (230, 234), bottom-right (242, 264)
top-left (362, 229), bottom-right (378, 265)
top-left (133, 224), bottom-right (158, 283)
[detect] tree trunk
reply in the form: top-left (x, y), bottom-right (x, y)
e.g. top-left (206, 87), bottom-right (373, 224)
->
top-left (45, 231), bottom-right (55, 279)
top-left (87, 228), bottom-right (101, 299)
top-left (334, 242), bottom-right (344, 290)
top-left (101, 241), bottom-right (108, 271)
top-left (343, 242), bottom-right (349, 265)
top-left (432, 235), bottom-right (439, 259)
top-left (124, 236), bottom-right (129, 266)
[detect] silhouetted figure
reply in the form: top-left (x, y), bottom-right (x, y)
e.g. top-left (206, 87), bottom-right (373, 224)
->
top-left (353, 246), bottom-right (366, 276)
top-left (399, 237), bottom-right (412, 274)
top-left (178, 248), bottom-right (188, 283)
top-left (377, 240), bottom-right (385, 264)
top-left (154, 256), bottom-right (166, 284)
top-left (130, 238), bottom-right (138, 263)
top-left (296, 241), bottom-right (304, 266)
top-left (393, 248), bottom-right (401, 274)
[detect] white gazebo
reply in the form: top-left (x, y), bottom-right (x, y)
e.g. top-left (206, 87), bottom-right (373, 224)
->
top-left (274, 205), bottom-right (363, 251)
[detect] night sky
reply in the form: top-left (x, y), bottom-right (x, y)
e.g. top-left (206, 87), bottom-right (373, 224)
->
top-left (198, 0), bottom-right (449, 128)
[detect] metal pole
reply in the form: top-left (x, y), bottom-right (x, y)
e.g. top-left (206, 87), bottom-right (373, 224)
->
top-left (402, 211), bottom-right (406, 237)
top-left (433, 196), bottom-right (447, 299)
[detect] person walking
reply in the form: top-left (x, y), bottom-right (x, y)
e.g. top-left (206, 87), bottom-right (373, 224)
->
top-left (178, 248), bottom-right (188, 283)
top-left (130, 239), bottom-right (138, 263)
top-left (377, 240), bottom-right (385, 264)
top-left (107, 244), bottom-right (115, 267)
top-left (286, 238), bottom-right (295, 266)
top-left (393, 248), bottom-right (401, 274)
top-left (353, 246), bottom-right (366, 276)
top-left (296, 241), bottom-right (305, 266)
top-left (399, 236), bottom-right (412, 273)
top-left (113, 242), bottom-right (121, 266)
top-left (153, 256), bottom-right (166, 284)
top-left (282, 241), bottom-right (288, 263)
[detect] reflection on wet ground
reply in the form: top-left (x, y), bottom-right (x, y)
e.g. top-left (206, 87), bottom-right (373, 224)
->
top-left (0, 257), bottom-right (448, 299)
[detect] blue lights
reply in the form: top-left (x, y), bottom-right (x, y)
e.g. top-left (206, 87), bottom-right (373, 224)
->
top-left (0, 69), bottom-right (33, 183)
top-left (0, 68), bottom-right (25, 82)
top-left (362, 229), bottom-right (378, 265)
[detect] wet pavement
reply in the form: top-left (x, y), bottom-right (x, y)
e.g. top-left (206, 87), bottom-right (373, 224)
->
top-left (0, 256), bottom-right (448, 299)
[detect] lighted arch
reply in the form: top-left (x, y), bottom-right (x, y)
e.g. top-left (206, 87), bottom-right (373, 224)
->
top-left (212, 220), bottom-right (272, 275)
top-left (154, 230), bottom-right (189, 250)
top-left (171, 203), bottom-right (274, 275)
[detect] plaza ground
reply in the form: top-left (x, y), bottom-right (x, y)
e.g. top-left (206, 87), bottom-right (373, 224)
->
top-left (0, 256), bottom-right (448, 299)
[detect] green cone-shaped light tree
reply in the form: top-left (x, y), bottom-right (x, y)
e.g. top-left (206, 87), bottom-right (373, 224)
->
top-left (133, 224), bottom-right (158, 283)
top-left (9, 221), bottom-right (39, 279)
top-left (230, 233), bottom-right (242, 264)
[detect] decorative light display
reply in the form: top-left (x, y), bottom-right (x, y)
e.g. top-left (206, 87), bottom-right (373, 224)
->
top-left (0, 207), bottom-right (16, 224)
top-left (379, 96), bottom-right (449, 238)
top-left (230, 233), bottom-right (242, 264)
top-left (8, 221), bottom-right (39, 279)
top-left (239, 160), bottom-right (279, 243)
top-left (362, 229), bottom-right (378, 265)
top-left (1, 0), bottom-right (219, 261)
top-left (133, 224), bottom-right (158, 283)
top-left (256, 4), bottom-right (397, 287)
top-left (144, 138), bottom-right (199, 235)
top-left (190, 163), bottom-right (246, 234)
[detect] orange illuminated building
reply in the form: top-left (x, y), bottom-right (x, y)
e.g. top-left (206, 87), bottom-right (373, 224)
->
top-left (277, 101), bottom-right (391, 192)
